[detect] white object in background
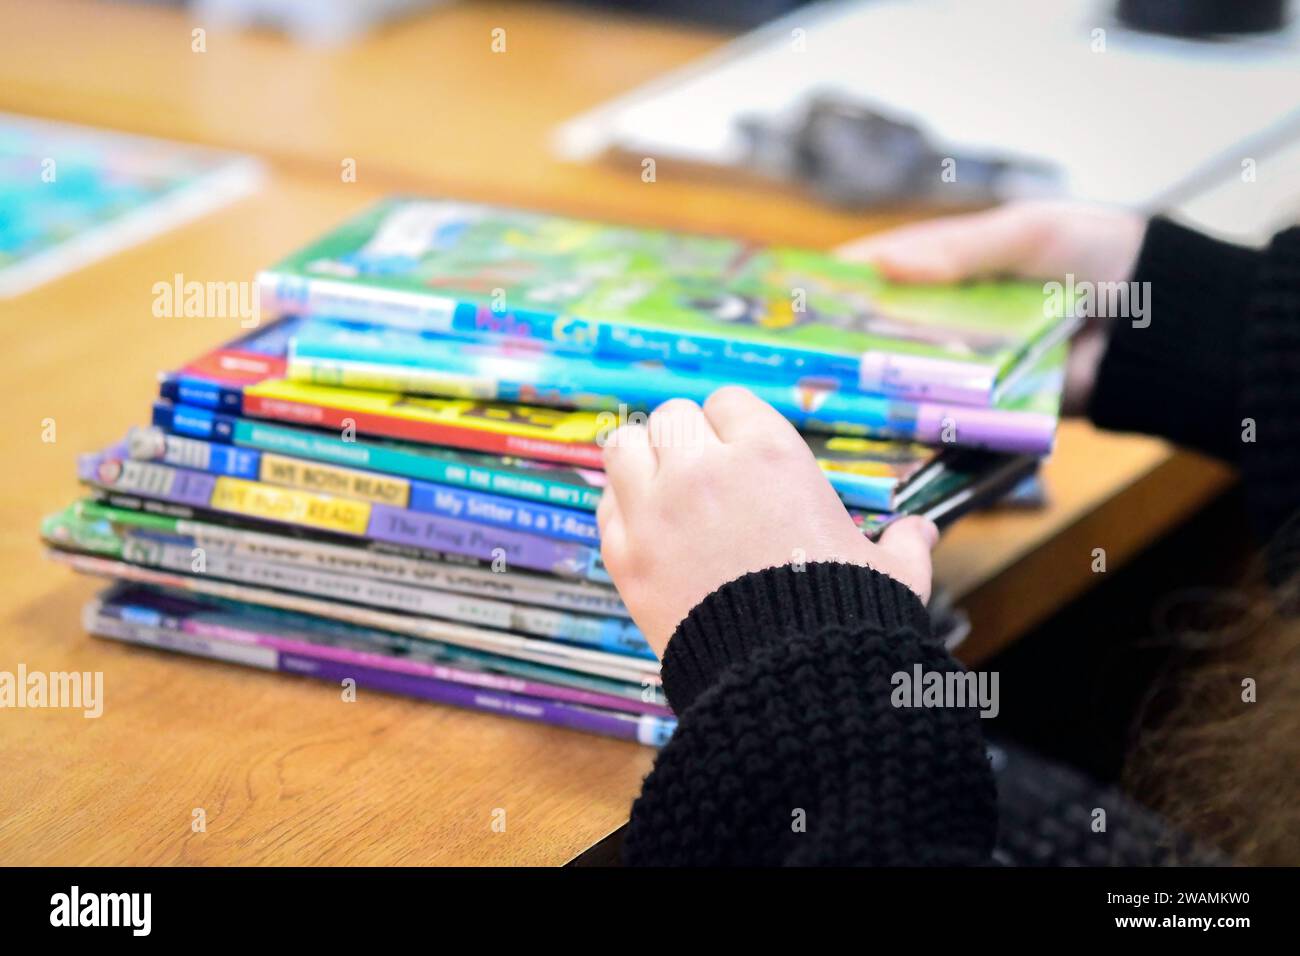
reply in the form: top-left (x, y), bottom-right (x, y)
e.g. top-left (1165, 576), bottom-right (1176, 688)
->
top-left (192, 0), bottom-right (449, 47)
top-left (554, 0), bottom-right (1300, 217)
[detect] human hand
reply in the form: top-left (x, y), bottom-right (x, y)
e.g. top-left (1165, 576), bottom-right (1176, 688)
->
top-left (598, 386), bottom-right (939, 659)
top-left (837, 201), bottom-right (1146, 413)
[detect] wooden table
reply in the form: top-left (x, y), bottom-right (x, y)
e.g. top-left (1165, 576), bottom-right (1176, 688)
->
top-left (0, 0), bottom-right (1235, 865)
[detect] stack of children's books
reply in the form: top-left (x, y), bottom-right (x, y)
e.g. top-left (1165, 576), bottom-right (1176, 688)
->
top-left (40, 198), bottom-right (1074, 746)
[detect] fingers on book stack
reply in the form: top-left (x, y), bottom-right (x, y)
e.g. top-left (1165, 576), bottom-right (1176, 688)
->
top-left (40, 198), bottom-right (1074, 746)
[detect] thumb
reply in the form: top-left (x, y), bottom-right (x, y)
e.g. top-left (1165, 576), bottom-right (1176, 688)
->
top-left (873, 516), bottom-right (939, 603)
top-left (835, 205), bottom-right (1040, 283)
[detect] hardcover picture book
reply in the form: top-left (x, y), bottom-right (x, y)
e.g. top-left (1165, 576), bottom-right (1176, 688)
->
top-left (0, 113), bottom-right (263, 298)
top-left (258, 198), bottom-right (1076, 405)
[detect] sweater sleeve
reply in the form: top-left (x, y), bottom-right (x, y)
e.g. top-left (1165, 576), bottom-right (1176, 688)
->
top-left (1086, 216), bottom-right (1264, 462)
top-left (1087, 219), bottom-right (1300, 550)
top-left (622, 562), bottom-right (997, 866)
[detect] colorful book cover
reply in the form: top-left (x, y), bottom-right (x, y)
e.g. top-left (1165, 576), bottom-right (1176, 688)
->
top-left (77, 447), bottom-right (609, 583)
top-left (124, 426), bottom-right (600, 545)
top-left (42, 500), bottom-right (651, 660)
top-left (258, 197), bottom-right (1075, 404)
top-left (158, 316), bottom-right (606, 468)
top-left (285, 317), bottom-right (1064, 454)
top-left (91, 583), bottom-right (667, 717)
top-left (0, 112), bottom-right (263, 298)
top-left (86, 590), bottom-right (673, 744)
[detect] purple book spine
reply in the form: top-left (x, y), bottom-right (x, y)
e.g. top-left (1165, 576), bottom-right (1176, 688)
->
top-left (365, 504), bottom-right (604, 581)
top-left (281, 653), bottom-right (673, 744)
top-left (181, 618), bottom-right (666, 716)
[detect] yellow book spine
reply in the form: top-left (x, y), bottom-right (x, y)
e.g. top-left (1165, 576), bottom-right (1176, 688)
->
top-left (258, 453), bottom-right (410, 508)
top-left (209, 477), bottom-right (372, 536)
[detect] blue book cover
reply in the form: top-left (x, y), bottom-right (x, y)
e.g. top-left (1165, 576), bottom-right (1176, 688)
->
top-left (287, 316), bottom-right (1064, 455)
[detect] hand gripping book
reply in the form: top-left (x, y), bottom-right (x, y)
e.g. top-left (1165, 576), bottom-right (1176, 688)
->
top-left (258, 198), bottom-right (1076, 405)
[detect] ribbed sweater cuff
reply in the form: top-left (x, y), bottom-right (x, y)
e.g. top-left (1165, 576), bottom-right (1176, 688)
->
top-left (1087, 216), bottom-right (1262, 461)
top-left (659, 561), bottom-right (931, 713)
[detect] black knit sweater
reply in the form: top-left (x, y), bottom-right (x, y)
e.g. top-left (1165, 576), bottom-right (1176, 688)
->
top-left (623, 219), bottom-right (1300, 866)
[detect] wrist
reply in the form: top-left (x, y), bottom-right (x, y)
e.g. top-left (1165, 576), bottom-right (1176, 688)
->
top-left (660, 561), bottom-right (931, 713)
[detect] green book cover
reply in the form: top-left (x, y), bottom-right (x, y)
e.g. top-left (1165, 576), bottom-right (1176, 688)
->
top-left (260, 198), bottom-right (1075, 405)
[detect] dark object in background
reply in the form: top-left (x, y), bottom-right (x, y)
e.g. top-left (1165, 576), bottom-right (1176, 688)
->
top-left (740, 94), bottom-right (1060, 210)
top-left (1119, 0), bottom-right (1289, 37)
top-left (988, 737), bottom-right (1228, 865)
top-left (563, 0), bottom-right (811, 30)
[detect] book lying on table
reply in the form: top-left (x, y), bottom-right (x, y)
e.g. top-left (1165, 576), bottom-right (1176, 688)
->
top-left (0, 113), bottom-right (263, 298)
top-left (42, 499), bottom-right (651, 659)
top-left (258, 198), bottom-right (1076, 405)
top-left (286, 317), bottom-right (1065, 454)
top-left (84, 583), bottom-right (674, 745)
top-left (53, 550), bottom-right (657, 686)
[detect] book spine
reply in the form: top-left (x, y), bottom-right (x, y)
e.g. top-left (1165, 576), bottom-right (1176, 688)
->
top-left (116, 530), bottom-right (652, 658)
top-left (153, 401), bottom-right (240, 443)
top-left (79, 453), bottom-right (609, 582)
top-left (365, 502), bottom-right (608, 582)
top-left (240, 390), bottom-right (606, 468)
top-left (57, 550), bottom-right (659, 684)
top-left (258, 271), bottom-right (468, 333)
top-left (139, 429), bottom-right (261, 478)
top-left (404, 480), bottom-right (598, 545)
top-left (74, 497), bottom-right (629, 617)
top-left (94, 598), bottom-right (660, 714)
top-left (455, 300), bottom-right (999, 405)
top-left (88, 609), bottom-right (672, 744)
top-left (233, 419), bottom-right (603, 512)
top-left (284, 323), bottom-right (1052, 454)
top-left (158, 373), bottom-right (244, 412)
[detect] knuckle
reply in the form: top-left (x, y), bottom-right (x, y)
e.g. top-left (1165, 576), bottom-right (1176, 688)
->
top-left (703, 384), bottom-right (752, 415)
